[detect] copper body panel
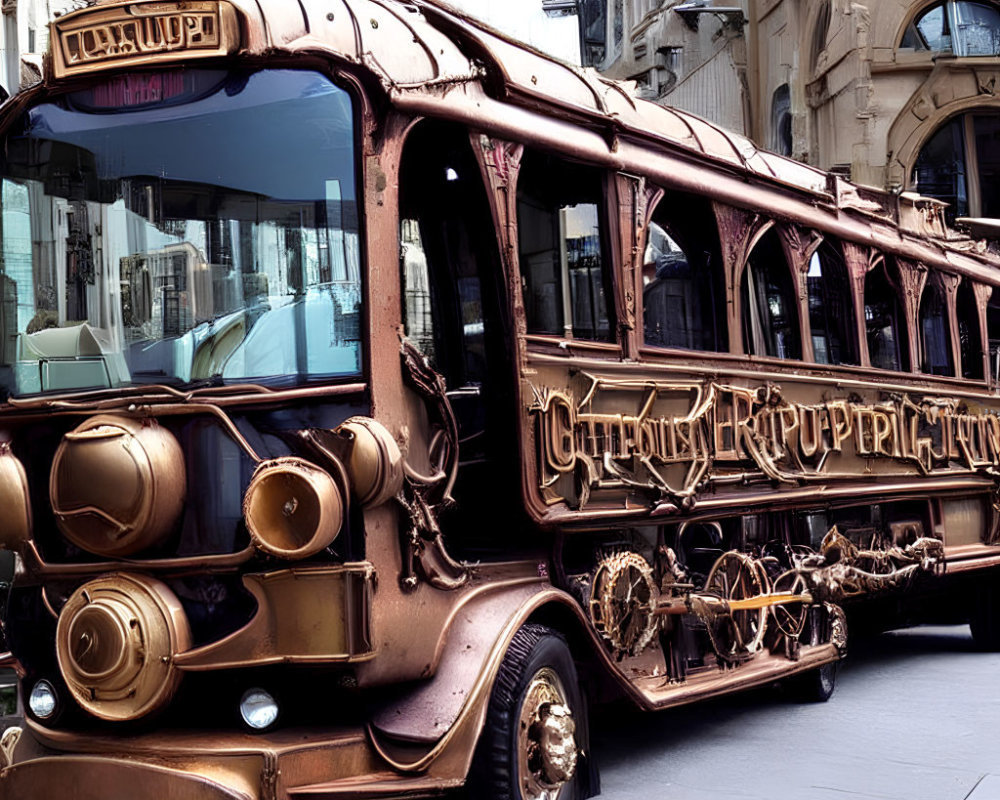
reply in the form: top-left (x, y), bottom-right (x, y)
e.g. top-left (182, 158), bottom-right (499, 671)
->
top-left (0, 1), bottom-right (997, 798)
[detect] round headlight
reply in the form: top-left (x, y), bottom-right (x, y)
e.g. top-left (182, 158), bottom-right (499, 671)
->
top-left (243, 458), bottom-right (343, 559)
top-left (334, 417), bottom-right (402, 507)
top-left (239, 688), bottom-right (279, 731)
top-left (28, 679), bottom-right (57, 720)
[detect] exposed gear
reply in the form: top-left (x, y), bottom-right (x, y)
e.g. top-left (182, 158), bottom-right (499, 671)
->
top-left (589, 551), bottom-right (659, 656)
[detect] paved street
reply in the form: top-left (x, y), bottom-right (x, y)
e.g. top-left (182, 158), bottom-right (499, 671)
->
top-left (591, 625), bottom-right (1000, 800)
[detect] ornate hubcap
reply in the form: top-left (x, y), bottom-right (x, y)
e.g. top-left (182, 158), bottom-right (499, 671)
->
top-left (518, 667), bottom-right (578, 800)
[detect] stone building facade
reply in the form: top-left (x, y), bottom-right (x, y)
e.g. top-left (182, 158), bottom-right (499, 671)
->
top-left (596, 1), bottom-right (1000, 221)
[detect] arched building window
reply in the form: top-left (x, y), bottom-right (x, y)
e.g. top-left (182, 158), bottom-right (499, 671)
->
top-left (864, 258), bottom-right (910, 372)
top-left (642, 190), bottom-right (727, 352)
top-left (912, 110), bottom-right (1000, 221)
top-left (957, 280), bottom-right (985, 379)
top-left (919, 279), bottom-right (954, 376)
top-left (807, 240), bottom-right (858, 366)
top-left (901, 1), bottom-right (1000, 56)
top-left (811, 1), bottom-right (831, 73)
top-left (741, 229), bottom-right (801, 360)
top-left (771, 85), bottom-right (792, 157)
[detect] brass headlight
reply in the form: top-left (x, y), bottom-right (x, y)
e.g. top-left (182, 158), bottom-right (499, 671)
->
top-left (56, 573), bottom-right (191, 722)
top-left (0, 443), bottom-right (31, 550)
top-left (243, 457), bottom-right (344, 559)
top-left (50, 415), bottom-right (186, 557)
top-left (334, 417), bottom-right (402, 507)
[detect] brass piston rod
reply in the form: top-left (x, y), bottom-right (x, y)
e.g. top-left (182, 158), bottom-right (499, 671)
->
top-left (651, 591), bottom-right (814, 617)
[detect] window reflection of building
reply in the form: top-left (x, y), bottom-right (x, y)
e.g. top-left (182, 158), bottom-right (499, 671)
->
top-left (865, 260), bottom-right (909, 373)
top-left (912, 112), bottom-right (1000, 221)
top-left (642, 195), bottom-right (726, 353)
top-left (807, 243), bottom-right (857, 367)
top-left (741, 229), bottom-right (800, 360)
top-left (919, 279), bottom-right (954, 376)
top-left (516, 150), bottom-right (612, 342)
top-left (901, 1), bottom-right (1000, 56)
top-left (957, 280), bottom-right (985, 379)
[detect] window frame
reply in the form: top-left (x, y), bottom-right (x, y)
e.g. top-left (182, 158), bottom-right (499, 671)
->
top-left (639, 185), bottom-right (728, 356)
top-left (805, 238), bottom-right (860, 367)
top-left (739, 224), bottom-right (804, 362)
top-left (514, 148), bottom-right (621, 354)
top-left (918, 273), bottom-right (958, 377)
top-left (908, 110), bottom-right (1000, 220)
top-left (863, 255), bottom-right (911, 374)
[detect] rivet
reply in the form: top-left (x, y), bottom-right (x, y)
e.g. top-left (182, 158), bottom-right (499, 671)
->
top-left (371, 18), bottom-right (378, 28)
top-left (327, 12), bottom-right (334, 21)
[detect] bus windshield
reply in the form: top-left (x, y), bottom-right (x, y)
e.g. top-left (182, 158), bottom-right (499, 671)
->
top-left (0, 68), bottom-right (361, 398)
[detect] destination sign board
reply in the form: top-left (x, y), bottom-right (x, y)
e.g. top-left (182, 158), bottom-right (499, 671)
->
top-left (51, 1), bottom-right (239, 78)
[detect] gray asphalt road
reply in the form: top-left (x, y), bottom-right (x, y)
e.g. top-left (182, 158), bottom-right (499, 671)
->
top-left (591, 625), bottom-right (1000, 800)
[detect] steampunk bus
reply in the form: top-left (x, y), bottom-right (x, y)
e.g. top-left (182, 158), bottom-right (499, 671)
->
top-left (0, 1), bottom-right (999, 798)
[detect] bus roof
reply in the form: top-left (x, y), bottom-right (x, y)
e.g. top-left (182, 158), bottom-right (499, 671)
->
top-left (45, 0), bottom-right (983, 249)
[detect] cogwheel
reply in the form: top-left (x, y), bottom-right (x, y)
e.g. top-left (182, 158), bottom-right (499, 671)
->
top-left (589, 551), bottom-right (658, 656)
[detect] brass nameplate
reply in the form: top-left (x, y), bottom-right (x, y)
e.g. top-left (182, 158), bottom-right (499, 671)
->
top-left (51, 1), bottom-right (239, 79)
top-left (533, 376), bottom-right (1000, 510)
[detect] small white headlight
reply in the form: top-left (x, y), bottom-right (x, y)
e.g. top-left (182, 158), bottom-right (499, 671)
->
top-left (29, 679), bottom-right (57, 719)
top-left (239, 688), bottom-right (278, 730)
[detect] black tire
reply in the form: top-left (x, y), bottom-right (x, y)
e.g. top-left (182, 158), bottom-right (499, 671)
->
top-left (786, 660), bottom-right (838, 703)
top-left (970, 583), bottom-right (1000, 650)
top-left (785, 605), bottom-right (840, 703)
top-left (468, 623), bottom-right (596, 800)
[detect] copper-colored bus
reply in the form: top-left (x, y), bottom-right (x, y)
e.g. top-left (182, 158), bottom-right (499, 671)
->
top-left (1, 2), bottom-right (1000, 798)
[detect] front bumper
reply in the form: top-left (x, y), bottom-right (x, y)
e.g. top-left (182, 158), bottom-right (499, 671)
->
top-left (0, 722), bottom-right (447, 800)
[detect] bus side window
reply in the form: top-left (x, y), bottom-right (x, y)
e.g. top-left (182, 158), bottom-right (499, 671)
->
top-left (807, 240), bottom-right (858, 366)
top-left (957, 279), bottom-right (985, 380)
top-left (398, 121), bottom-right (513, 483)
top-left (919, 274), bottom-right (955, 376)
top-left (864, 257), bottom-right (910, 372)
top-left (642, 190), bottom-right (727, 352)
top-left (741, 227), bottom-right (801, 360)
top-left (516, 151), bottom-right (614, 341)
top-left (988, 291), bottom-right (1000, 382)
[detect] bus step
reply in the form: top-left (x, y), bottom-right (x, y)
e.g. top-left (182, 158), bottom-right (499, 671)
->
top-left (288, 773), bottom-right (463, 799)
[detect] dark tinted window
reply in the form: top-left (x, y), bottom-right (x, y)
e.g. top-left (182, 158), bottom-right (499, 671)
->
top-left (958, 280), bottom-right (985, 379)
top-left (864, 259), bottom-right (910, 372)
top-left (913, 116), bottom-right (968, 222)
top-left (988, 292), bottom-right (1000, 382)
top-left (643, 192), bottom-right (726, 352)
top-left (912, 111), bottom-right (1000, 220)
top-left (807, 241), bottom-right (858, 365)
top-left (517, 152), bottom-right (612, 341)
top-left (741, 229), bottom-right (801, 359)
top-left (920, 279), bottom-right (955, 376)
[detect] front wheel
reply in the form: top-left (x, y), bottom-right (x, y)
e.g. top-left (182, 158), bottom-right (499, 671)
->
top-left (468, 623), bottom-right (594, 800)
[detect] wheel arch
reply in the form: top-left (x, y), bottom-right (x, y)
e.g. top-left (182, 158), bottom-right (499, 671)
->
top-left (366, 584), bottom-right (614, 790)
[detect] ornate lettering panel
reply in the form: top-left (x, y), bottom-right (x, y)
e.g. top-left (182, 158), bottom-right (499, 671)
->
top-left (52, 2), bottom-right (239, 78)
top-left (531, 375), bottom-right (1000, 510)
